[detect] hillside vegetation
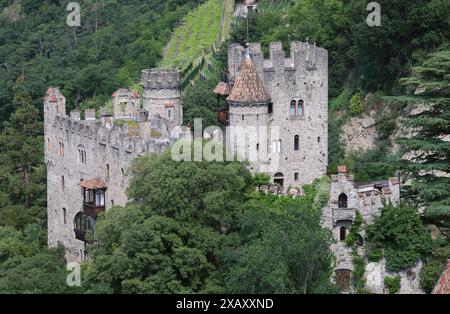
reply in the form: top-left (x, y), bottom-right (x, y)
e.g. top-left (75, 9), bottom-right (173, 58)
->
top-left (160, 0), bottom-right (234, 87)
top-left (0, 0), bottom-right (448, 294)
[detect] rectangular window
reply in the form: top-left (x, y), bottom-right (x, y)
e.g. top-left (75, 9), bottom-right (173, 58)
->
top-left (272, 140), bottom-right (281, 154)
top-left (95, 191), bottom-right (105, 206)
top-left (294, 172), bottom-right (299, 181)
top-left (268, 103), bottom-right (273, 114)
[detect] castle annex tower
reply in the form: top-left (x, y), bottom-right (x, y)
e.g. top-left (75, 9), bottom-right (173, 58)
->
top-left (218, 42), bottom-right (328, 187)
top-left (141, 69), bottom-right (183, 128)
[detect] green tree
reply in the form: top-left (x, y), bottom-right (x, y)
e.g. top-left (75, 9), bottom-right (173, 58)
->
top-left (0, 227), bottom-right (80, 294)
top-left (395, 48), bottom-right (450, 232)
top-left (366, 203), bottom-right (432, 272)
top-left (84, 146), bottom-right (253, 293)
top-left (221, 179), bottom-right (336, 293)
top-left (0, 78), bottom-right (46, 235)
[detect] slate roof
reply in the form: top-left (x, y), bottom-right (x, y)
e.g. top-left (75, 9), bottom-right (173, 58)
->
top-left (227, 55), bottom-right (271, 105)
top-left (213, 81), bottom-right (231, 96)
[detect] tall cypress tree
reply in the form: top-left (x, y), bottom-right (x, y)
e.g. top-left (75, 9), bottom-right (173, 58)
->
top-left (396, 48), bottom-right (450, 233)
top-left (0, 78), bottom-right (44, 218)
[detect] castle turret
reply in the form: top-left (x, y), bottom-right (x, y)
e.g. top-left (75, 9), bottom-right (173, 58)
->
top-left (224, 41), bottom-right (329, 187)
top-left (141, 69), bottom-right (183, 128)
top-left (44, 87), bottom-right (66, 122)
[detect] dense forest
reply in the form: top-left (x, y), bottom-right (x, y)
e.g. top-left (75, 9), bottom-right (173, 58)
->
top-left (0, 0), bottom-right (449, 293)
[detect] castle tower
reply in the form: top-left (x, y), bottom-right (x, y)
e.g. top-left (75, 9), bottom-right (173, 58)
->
top-left (225, 41), bottom-right (329, 187)
top-left (141, 69), bottom-right (183, 128)
top-left (112, 88), bottom-right (141, 119)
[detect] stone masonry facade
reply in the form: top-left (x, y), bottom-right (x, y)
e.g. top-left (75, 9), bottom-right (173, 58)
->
top-left (45, 69), bottom-right (184, 262)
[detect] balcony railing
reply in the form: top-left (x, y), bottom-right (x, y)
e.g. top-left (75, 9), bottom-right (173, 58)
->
top-left (83, 202), bottom-right (105, 219)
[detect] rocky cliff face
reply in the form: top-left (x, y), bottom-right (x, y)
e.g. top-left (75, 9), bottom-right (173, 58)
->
top-left (340, 111), bottom-right (378, 156)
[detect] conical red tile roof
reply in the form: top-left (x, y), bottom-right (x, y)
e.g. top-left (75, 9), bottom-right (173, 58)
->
top-left (227, 56), bottom-right (271, 105)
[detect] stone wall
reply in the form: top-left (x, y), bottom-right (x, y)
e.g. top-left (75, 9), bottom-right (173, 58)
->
top-left (44, 86), bottom-right (181, 262)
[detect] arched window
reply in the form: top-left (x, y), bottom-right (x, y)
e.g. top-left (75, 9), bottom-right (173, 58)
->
top-left (78, 146), bottom-right (86, 164)
top-left (289, 99), bottom-right (305, 116)
top-left (294, 135), bottom-right (299, 151)
top-left (290, 100), bottom-right (297, 115)
top-left (274, 172), bottom-right (284, 186)
top-left (338, 193), bottom-right (348, 209)
top-left (74, 212), bottom-right (91, 241)
top-left (340, 226), bottom-right (346, 241)
top-left (297, 100), bottom-right (304, 116)
top-left (357, 234), bottom-right (364, 246)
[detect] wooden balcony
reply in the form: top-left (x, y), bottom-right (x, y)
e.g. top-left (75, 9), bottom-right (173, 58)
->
top-left (83, 202), bottom-right (105, 219)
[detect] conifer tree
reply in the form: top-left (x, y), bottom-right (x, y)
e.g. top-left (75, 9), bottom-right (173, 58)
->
top-left (0, 78), bottom-right (44, 216)
top-left (396, 48), bottom-right (450, 232)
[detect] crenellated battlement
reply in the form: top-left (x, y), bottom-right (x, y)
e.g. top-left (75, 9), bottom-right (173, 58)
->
top-left (141, 68), bottom-right (181, 90)
top-left (228, 41), bottom-right (328, 82)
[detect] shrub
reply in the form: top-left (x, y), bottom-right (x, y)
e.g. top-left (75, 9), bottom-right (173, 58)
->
top-left (349, 93), bottom-right (364, 115)
top-left (252, 173), bottom-right (270, 187)
top-left (367, 250), bottom-right (383, 263)
top-left (353, 256), bottom-right (366, 291)
top-left (384, 276), bottom-right (401, 294)
top-left (419, 260), bottom-right (444, 293)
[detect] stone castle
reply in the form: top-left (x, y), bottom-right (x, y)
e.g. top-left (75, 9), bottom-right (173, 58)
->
top-left (45, 69), bottom-right (184, 261)
top-left (45, 41), bottom-right (409, 292)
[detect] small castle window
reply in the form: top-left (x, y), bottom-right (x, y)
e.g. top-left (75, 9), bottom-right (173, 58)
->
top-left (338, 193), bottom-right (348, 209)
top-left (289, 99), bottom-right (305, 116)
top-left (357, 234), bottom-right (364, 246)
top-left (242, 115), bottom-right (245, 121)
top-left (318, 137), bottom-right (321, 143)
top-left (95, 190), bottom-right (105, 206)
top-left (268, 103), bottom-right (273, 114)
top-left (290, 100), bottom-right (297, 115)
top-left (59, 142), bottom-right (65, 157)
top-left (63, 208), bottom-right (67, 224)
top-left (274, 172), bottom-right (284, 186)
top-left (106, 164), bottom-right (110, 181)
top-left (47, 138), bottom-right (51, 151)
top-left (340, 226), bottom-right (346, 241)
top-left (294, 135), bottom-right (299, 151)
top-left (297, 100), bottom-right (304, 116)
top-left (61, 176), bottom-right (65, 190)
top-left (121, 168), bottom-right (125, 184)
top-left (256, 143), bottom-right (259, 151)
top-left (294, 172), bottom-right (299, 181)
top-left (78, 146), bottom-right (86, 164)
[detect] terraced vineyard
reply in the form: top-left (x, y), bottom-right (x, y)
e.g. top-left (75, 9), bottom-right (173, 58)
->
top-left (160, 0), bottom-right (234, 87)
